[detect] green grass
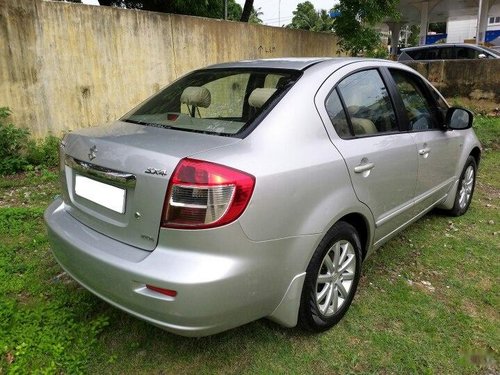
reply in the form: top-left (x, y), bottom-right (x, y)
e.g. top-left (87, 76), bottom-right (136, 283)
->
top-left (1, 117), bottom-right (498, 374)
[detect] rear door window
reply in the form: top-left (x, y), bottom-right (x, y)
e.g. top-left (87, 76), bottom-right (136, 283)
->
top-left (325, 90), bottom-right (350, 138)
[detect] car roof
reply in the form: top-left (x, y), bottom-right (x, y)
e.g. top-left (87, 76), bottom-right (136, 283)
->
top-left (400, 43), bottom-right (500, 58)
top-left (206, 57), bottom-right (357, 71)
top-left (402, 43), bottom-right (487, 51)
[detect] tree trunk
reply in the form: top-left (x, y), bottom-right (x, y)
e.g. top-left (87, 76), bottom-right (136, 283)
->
top-left (240, 0), bottom-right (253, 22)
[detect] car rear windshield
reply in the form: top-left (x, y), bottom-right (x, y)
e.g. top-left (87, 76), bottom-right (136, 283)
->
top-left (122, 68), bottom-right (302, 137)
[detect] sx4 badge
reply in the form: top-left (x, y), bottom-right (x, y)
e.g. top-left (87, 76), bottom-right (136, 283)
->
top-left (145, 167), bottom-right (168, 176)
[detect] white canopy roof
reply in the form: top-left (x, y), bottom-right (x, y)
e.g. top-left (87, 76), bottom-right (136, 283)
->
top-left (396, 0), bottom-right (500, 24)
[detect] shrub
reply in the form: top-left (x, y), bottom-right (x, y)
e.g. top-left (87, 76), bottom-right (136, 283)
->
top-left (0, 107), bottom-right (30, 175)
top-left (0, 107), bottom-right (60, 175)
top-left (26, 135), bottom-right (60, 169)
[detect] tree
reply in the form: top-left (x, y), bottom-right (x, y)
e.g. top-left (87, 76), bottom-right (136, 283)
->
top-left (407, 25), bottom-right (420, 46)
top-left (333, 0), bottom-right (400, 56)
top-left (287, 2), bottom-right (334, 32)
top-left (315, 9), bottom-right (334, 32)
top-left (97, 0), bottom-right (257, 23)
top-left (240, 0), bottom-right (254, 22)
top-left (288, 2), bottom-right (318, 30)
top-left (249, 7), bottom-right (263, 24)
top-left (227, 1), bottom-right (243, 21)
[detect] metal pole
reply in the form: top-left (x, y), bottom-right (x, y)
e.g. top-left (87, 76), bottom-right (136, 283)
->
top-left (279, 0), bottom-right (281, 26)
top-left (476, 0), bottom-right (483, 44)
top-left (419, 1), bottom-right (429, 45)
top-left (225, 0), bottom-right (228, 20)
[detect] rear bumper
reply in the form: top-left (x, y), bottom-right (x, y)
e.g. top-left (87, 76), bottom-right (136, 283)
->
top-left (44, 198), bottom-right (319, 336)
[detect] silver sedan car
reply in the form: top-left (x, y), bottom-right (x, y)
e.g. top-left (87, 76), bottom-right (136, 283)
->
top-left (45, 58), bottom-right (481, 336)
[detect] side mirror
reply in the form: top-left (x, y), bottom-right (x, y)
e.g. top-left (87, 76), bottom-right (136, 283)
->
top-left (446, 107), bottom-right (473, 130)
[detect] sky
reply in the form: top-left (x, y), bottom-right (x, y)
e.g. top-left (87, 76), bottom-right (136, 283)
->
top-left (81, 1), bottom-right (338, 27)
top-left (235, 0), bottom-right (338, 26)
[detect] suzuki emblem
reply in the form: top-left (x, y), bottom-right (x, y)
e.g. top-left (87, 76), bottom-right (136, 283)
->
top-left (88, 145), bottom-right (97, 161)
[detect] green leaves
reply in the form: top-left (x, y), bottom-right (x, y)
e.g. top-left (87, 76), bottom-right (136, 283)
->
top-left (0, 107), bottom-right (60, 176)
top-left (96, 0), bottom-right (260, 22)
top-left (0, 107), bottom-right (30, 175)
top-left (285, 0), bottom-right (399, 55)
top-left (333, 0), bottom-right (400, 56)
top-left (287, 1), bottom-right (334, 32)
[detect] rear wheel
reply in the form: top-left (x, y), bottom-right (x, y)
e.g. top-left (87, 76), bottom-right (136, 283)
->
top-left (447, 156), bottom-right (477, 216)
top-left (299, 221), bottom-right (362, 332)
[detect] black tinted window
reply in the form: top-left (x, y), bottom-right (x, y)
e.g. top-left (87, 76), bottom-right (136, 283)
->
top-left (407, 48), bottom-right (441, 60)
top-left (425, 48), bottom-right (439, 60)
top-left (438, 47), bottom-right (454, 59)
top-left (455, 47), bottom-right (480, 59)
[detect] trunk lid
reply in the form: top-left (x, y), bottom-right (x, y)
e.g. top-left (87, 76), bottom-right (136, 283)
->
top-left (60, 121), bottom-right (240, 251)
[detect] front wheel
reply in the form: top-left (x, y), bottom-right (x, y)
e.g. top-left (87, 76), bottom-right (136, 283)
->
top-left (298, 221), bottom-right (362, 332)
top-left (447, 156), bottom-right (477, 216)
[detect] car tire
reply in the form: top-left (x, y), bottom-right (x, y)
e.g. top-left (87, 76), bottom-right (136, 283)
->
top-left (298, 221), bottom-right (362, 332)
top-left (447, 156), bottom-right (477, 216)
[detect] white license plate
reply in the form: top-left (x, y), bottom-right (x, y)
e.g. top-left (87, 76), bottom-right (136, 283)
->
top-left (75, 175), bottom-right (126, 213)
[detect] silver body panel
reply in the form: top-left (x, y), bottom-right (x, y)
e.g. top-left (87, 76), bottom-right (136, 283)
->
top-left (45, 58), bottom-right (481, 336)
top-left (45, 198), bottom-right (321, 336)
top-left (59, 122), bottom-right (240, 250)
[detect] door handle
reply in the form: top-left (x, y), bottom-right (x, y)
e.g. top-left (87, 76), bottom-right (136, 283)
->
top-left (354, 162), bottom-right (375, 173)
top-left (418, 147), bottom-right (431, 156)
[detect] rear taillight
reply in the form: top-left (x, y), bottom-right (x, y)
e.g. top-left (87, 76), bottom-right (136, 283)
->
top-left (162, 158), bottom-right (255, 229)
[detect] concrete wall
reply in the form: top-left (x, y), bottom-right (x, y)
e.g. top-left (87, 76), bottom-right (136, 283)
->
top-left (2, 1), bottom-right (498, 137)
top-left (404, 59), bottom-right (500, 102)
top-left (0, 0), bottom-right (342, 137)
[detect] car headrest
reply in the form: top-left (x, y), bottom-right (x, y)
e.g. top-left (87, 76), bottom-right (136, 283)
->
top-left (180, 86), bottom-right (211, 108)
top-left (347, 105), bottom-right (361, 115)
top-left (248, 88), bottom-right (277, 108)
top-left (276, 76), bottom-right (289, 89)
top-left (351, 118), bottom-right (378, 135)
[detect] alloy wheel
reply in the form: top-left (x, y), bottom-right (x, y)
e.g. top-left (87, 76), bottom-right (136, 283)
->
top-left (315, 240), bottom-right (356, 317)
top-left (458, 165), bottom-right (474, 210)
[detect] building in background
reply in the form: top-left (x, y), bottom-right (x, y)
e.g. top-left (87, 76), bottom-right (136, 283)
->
top-left (447, 3), bottom-right (500, 47)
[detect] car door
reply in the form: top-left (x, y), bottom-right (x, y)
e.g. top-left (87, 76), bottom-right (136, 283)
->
top-left (386, 68), bottom-right (463, 215)
top-left (315, 66), bottom-right (418, 246)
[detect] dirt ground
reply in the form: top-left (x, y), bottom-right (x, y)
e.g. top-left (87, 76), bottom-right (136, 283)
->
top-left (448, 97), bottom-right (500, 117)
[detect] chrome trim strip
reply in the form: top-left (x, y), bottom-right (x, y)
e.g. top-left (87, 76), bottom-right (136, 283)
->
top-left (412, 177), bottom-right (455, 207)
top-left (65, 155), bottom-right (136, 188)
top-left (374, 194), bottom-right (446, 248)
top-left (375, 200), bottom-right (414, 228)
top-left (375, 177), bottom-right (454, 228)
